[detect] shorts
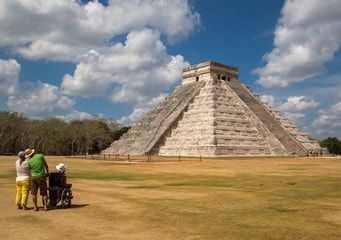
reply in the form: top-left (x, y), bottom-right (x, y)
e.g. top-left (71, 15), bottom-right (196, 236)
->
top-left (31, 176), bottom-right (47, 196)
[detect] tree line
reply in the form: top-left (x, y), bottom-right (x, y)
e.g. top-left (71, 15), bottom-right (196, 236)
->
top-left (0, 111), bottom-right (130, 155)
top-left (320, 137), bottom-right (341, 155)
top-left (1, 111), bottom-right (340, 156)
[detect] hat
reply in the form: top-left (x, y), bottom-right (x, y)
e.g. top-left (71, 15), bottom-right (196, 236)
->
top-left (18, 151), bottom-right (25, 159)
top-left (24, 148), bottom-right (35, 158)
top-left (56, 163), bottom-right (67, 173)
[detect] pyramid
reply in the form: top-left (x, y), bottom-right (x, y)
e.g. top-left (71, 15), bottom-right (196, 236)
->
top-left (103, 62), bottom-right (322, 157)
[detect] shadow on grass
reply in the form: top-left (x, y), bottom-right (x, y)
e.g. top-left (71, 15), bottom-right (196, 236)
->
top-left (47, 204), bottom-right (89, 211)
top-left (70, 204), bottom-right (89, 209)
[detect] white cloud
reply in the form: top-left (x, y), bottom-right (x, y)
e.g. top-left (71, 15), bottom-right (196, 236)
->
top-left (260, 95), bottom-right (276, 107)
top-left (55, 111), bottom-right (94, 122)
top-left (254, 0), bottom-right (341, 88)
top-left (7, 82), bottom-right (92, 120)
top-left (62, 29), bottom-right (186, 100)
top-left (117, 94), bottom-right (167, 126)
top-left (0, 0), bottom-right (199, 62)
top-left (275, 95), bottom-right (319, 123)
top-left (62, 29), bottom-right (187, 123)
top-left (282, 112), bottom-right (305, 123)
top-left (0, 0), bottom-right (199, 122)
top-left (0, 59), bottom-right (20, 96)
top-left (312, 102), bottom-right (341, 138)
top-left (117, 107), bottom-right (149, 126)
top-left (260, 94), bottom-right (320, 124)
top-left (277, 96), bottom-right (320, 112)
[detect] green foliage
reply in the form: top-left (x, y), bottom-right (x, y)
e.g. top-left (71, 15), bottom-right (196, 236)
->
top-left (320, 137), bottom-right (341, 155)
top-left (0, 111), bottom-right (129, 155)
top-left (112, 126), bottom-right (131, 141)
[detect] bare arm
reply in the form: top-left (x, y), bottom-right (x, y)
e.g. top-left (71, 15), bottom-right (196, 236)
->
top-left (43, 157), bottom-right (49, 176)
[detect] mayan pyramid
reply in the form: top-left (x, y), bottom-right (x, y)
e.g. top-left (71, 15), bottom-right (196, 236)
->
top-left (103, 61), bottom-right (322, 157)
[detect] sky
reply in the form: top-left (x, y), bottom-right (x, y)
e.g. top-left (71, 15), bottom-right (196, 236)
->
top-left (0, 0), bottom-right (340, 139)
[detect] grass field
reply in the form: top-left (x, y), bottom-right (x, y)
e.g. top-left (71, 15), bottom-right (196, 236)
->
top-left (1, 156), bottom-right (340, 240)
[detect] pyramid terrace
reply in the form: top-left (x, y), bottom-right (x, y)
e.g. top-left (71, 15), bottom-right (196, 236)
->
top-left (103, 61), bottom-right (323, 157)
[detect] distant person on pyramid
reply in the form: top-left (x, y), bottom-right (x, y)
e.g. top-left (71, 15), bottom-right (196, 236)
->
top-left (25, 148), bottom-right (50, 211)
top-left (15, 151), bottom-right (31, 210)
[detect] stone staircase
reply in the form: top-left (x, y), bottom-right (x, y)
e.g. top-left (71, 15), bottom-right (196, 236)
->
top-left (102, 81), bottom-right (204, 155)
top-left (103, 61), bottom-right (321, 157)
top-left (264, 104), bottom-right (321, 152)
top-left (228, 82), bottom-right (308, 156)
top-left (158, 80), bottom-right (277, 156)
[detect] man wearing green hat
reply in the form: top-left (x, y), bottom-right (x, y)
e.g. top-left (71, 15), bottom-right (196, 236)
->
top-left (25, 148), bottom-right (50, 211)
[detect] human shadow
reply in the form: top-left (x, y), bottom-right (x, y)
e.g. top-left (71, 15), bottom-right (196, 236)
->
top-left (69, 204), bottom-right (89, 209)
top-left (47, 203), bottom-right (89, 211)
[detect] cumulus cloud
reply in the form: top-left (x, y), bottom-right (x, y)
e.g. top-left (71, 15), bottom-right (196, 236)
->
top-left (117, 94), bottom-right (167, 125)
top-left (260, 95), bottom-right (276, 107)
top-left (61, 29), bottom-right (184, 97)
top-left (260, 94), bottom-right (320, 124)
top-left (312, 102), bottom-right (341, 138)
top-left (55, 111), bottom-right (95, 122)
top-left (0, 59), bottom-right (20, 96)
top-left (282, 112), bottom-right (305, 123)
top-left (254, 0), bottom-right (341, 88)
top-left (277, 96), bottom-right (320, 112)
top-left (0, 0), bottom-right (199, 123)
top-left (7, 82), bottom-right (92, 120)
top-left (62, 29), bottom-right (187, 122)
top-left (0, 0), bottom-right (199, 62)
top-left (277, 96), bottom-right (319, 123)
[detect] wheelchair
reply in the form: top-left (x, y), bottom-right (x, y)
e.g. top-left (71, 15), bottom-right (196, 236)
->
top-left (48, 172), bottom-right (73, 208)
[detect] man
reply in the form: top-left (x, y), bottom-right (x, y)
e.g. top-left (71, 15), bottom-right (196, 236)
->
top-left (25, 148), bottom-right (49, 211)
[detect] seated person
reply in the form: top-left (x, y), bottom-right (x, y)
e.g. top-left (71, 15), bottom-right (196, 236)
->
top-left (49, 163), bottom-right (69, 206)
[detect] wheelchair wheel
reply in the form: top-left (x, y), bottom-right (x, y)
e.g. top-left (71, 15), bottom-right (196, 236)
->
top-left (61, 189), bottom-right (72, 208)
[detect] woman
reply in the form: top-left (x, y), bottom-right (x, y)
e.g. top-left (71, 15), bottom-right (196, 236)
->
top-left (15, 151), bottom-right (31, 210)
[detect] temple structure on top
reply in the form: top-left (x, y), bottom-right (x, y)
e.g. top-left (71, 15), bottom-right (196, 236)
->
top-left (103, 61), bottom-right (323, 157)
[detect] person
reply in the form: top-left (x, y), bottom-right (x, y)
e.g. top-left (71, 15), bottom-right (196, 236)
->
top-left (25, 148), bottom-right (49, 211)
top-left (49, 163), bottom-right (68, 207)
top-left (15, 151), bottom-right (31, 210)
top-left (56, 163), bottom-right (67, 186)
top-left (56, 163), bottom-right (66, 174)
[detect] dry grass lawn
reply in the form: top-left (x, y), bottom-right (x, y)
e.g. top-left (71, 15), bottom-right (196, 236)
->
top-left (1, 156), bottom-right (340, 240)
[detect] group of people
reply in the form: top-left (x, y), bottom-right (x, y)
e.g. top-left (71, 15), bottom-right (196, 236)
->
top-left (15, 148), bottom-right (67, 211)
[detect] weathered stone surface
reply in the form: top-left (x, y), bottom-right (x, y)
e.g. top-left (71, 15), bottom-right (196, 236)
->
top-left (102, 81), bottom-right (204, 155)
top-left (103, 61), bottom-right (322, 156)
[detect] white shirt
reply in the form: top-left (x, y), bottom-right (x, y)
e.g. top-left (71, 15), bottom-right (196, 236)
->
top-left (16, 159), bottom-right (31, 181)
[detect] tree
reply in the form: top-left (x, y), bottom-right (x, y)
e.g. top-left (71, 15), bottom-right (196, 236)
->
top-left (112, 126), bottom-right (131, 141)
top-left (0, 111), bottom-right (28, 154)
top-left (0, 111), bottom-right (122, 155)
top-left (320, 137), bottom-right (341, 155)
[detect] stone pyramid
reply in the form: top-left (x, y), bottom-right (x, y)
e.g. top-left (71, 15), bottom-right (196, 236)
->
top-left (103, 62), bottom-right (322, 157)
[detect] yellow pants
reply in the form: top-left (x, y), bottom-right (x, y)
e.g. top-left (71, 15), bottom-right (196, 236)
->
top-left (16, 180), bottom-right (31, 206)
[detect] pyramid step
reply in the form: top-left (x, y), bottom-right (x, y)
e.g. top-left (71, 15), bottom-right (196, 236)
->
top-left (104, 61), bottom-right (322, 157)
top-left (228, 82), bottom-right (308, 156)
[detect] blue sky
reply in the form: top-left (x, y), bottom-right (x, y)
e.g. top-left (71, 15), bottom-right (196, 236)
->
top-left (0, 0), bottom-right (340, 139)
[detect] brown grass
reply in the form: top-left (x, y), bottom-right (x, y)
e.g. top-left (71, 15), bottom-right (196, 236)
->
top-left (1, 156), bottom-right (340, 240)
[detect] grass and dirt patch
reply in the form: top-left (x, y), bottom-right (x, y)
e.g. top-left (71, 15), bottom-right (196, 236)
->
top-left (0, 156), bottom-right (340, 239)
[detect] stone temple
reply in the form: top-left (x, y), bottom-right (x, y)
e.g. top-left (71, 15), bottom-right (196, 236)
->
top-left (103, 61), bottom-right (322, 157)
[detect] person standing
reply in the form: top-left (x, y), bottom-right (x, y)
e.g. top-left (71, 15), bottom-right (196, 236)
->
top-left (25, 148), bottom-right (49, 211)
top-left (15, 151), bottom-right (31, 210)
